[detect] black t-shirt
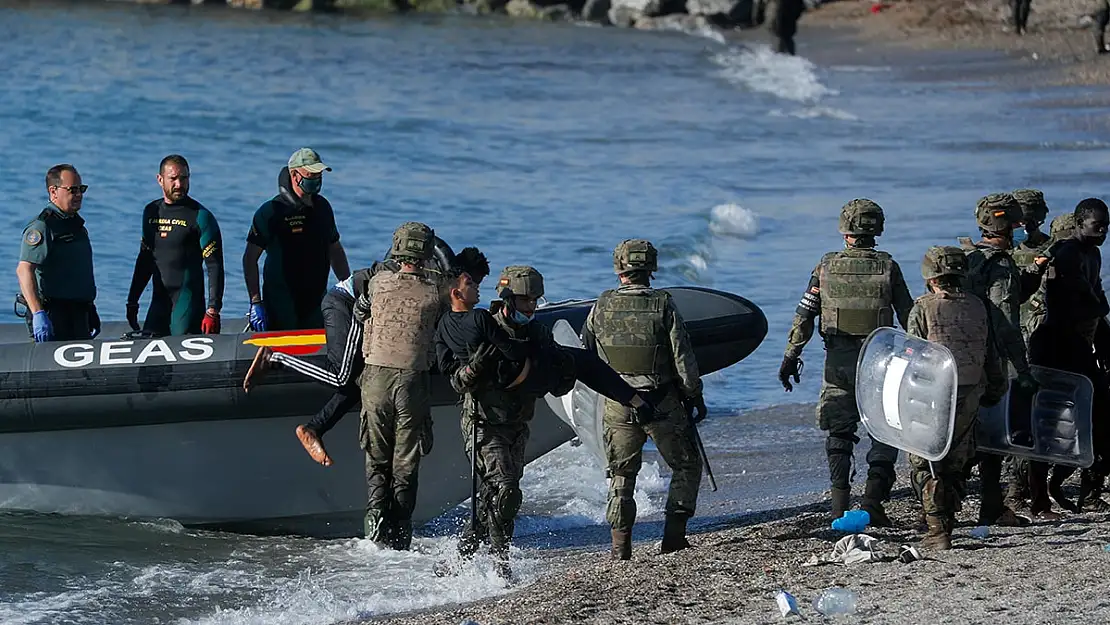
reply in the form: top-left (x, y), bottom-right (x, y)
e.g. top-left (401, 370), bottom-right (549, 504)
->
top-left (435, 308), bottom-right (530, 381)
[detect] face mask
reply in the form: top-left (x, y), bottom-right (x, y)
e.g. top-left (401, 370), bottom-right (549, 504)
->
top-left (298, 175), bottom-right (322, 195)
top-left (511, 310), bottom-right (534, 325)
top-left (1012, 227), bottom-right (1027, 246)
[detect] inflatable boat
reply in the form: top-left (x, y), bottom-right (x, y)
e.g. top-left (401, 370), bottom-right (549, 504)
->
top-left (0, 286), bottom-right (767, 537)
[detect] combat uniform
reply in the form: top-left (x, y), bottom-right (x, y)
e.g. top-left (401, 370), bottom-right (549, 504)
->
top-left (19, 203), bottom-right (98, 341)
top-left (781, 199), bottom-right (913, 524)
top-left (127, 196), bottom-right (224, 336)
top-left (959, 193), bottom-right (1043, 526)
top-left (907, 247), bottom-right (1005, 550)
top-left (581, 239), bottom-right (705, 560)
top-left (358, 223), bottom-right (445, 550)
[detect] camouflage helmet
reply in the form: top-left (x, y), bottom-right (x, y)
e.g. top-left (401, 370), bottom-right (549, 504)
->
top-left (1012, 188), bottom-right (1048, 224)
top-left (613, 239), bottom-right (658, 275)
top-left (838, 199), bottom-right (885, 236)
top-left (390, 222), bottom-right (434, 261)
top-left (1049, 212), bottom-right (1076, 239)
top-left (497, 265), bottom-right (544, 300)
top-left (921, 245), bottom-right (968, 281)
top-left (974, 193), bottom-right (1023, 234)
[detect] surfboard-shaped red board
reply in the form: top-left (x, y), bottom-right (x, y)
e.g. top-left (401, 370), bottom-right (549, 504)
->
top-left (242, 330), bottom-right (326, 356)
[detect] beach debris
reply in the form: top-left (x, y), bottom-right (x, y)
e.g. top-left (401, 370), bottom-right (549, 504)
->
top-left (831, 509), bottom-right (870, 533)
top-left (970, 526), bottom-right (990, 540)
top-left (774, 590), bottom-right (801, 617)
top-left (814, 587), bottom-right (858, 616)
top-left (460, 620), bottom-right (483, 625)
top-left (898, 545), bottom-right (923, 563)
top-left (803, 534), bottom-right (883, 566)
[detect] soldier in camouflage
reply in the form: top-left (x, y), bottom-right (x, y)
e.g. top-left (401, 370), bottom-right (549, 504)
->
top-left (457, 265), bottom-right (573, 579)
top-left (958, 193), bottom-right (1045, 526)
top-left (355, 222), bottom-right (446, 550)
top-left (908, 246), bottom-right (1007, 550)
top-left (779, 199), bottom-right (914, 524)
top-left (581, 239), bottom-right (706, 560)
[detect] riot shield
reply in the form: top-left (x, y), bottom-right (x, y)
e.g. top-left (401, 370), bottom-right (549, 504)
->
top-left (543, 320), bottom-right (607, 467)
top-left (976, 366), bottom-right (1094, 468)
top-left (855, 327), bottom-right (958, 462)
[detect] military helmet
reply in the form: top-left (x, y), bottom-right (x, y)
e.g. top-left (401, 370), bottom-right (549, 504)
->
top-left (1012, 188), bottom-right (1048, 224)
top-left (1050, 212), bottom-right (1076, 239)
top-left (974, 193), bottom-right (1023, 234)
top-left (497, 265), bottom-right (544, 300)
top-left (838, 199), bottom-right (885, 236)
top-left (921, 245), bottom-right (968, 280)
top-left (613, 239), bottom-right (658, 275)
top-left (390, 222), bottom-right (434, 261)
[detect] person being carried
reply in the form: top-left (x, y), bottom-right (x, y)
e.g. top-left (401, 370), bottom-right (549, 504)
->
top-left (244, 245), bottom-right (490, 467)
top-left (127, 154), bottom-right (224, 336)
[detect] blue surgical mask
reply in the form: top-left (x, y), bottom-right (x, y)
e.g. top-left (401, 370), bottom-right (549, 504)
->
top-left (511, 310), bottom-right (534, 325)
top-left (298, 175), bottom-right (322, 195)
top-left (1012, 227), bottom-right (1028, 246)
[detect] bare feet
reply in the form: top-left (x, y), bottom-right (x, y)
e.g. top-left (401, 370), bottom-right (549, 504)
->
top-left (243, 346), bottom-right (273, 393)
top-left (296, 425), bottom-right (333, 467)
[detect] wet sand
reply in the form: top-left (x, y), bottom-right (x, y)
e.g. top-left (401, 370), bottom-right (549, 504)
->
top-left (803, 0), bottom-right (1110, 86)
top-left (370, 473), bottom-right (1110, 625)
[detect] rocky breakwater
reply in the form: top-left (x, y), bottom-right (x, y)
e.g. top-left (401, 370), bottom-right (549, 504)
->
top-left (187, 0), bottom-right (769, 34)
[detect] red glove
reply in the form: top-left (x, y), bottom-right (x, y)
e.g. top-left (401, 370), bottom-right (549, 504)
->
top-left (201, 310), bottom-right (221, 334)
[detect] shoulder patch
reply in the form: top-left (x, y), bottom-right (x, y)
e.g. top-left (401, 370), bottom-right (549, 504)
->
top-left (24, 229), bottom-right (42, 246)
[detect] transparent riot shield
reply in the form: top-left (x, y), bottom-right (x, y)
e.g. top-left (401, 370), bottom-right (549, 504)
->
top-left (543, 320), bottom-right (607, 468)
top-left (976, 366), bottom-right (1094, 468)
top-left (855, 327), bottom-right (958, 462)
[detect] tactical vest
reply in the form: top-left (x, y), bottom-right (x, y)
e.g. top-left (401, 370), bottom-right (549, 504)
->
top-left (958, 238), bottom-right (1009, 304)
top-left (817, 249), bottom-right (895, 337)
top-left (592, 288), bottom-right (670, 378)
top-left (919, 291), bottom-right (988, 386)
top-left (362, 270), bottom-right (442, 370)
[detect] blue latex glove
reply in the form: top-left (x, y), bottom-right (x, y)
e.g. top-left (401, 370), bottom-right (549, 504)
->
top-left (32, 310), bottom-right (53, 343)
top-left (248, 302), bottom-right (267, 332)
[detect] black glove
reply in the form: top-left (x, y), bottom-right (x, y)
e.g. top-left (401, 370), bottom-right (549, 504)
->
top-left (88, 305), bottom-right (101, 339)
top-left (683, 393), bottom-right (708, 424)
top-left (419, 418), bottom-right (434, 456)
top-left (353, 294), bottom-right (372, 323)
top-left (631, 396), bottom-right (658, 425)
top-left (452, 342), bottom-right (498, 393)
top-left (126, 303), bottom-right (140, 332)
top-left (1014, 371), bottom-right (1040, 395)
top-left (779, 355), bottom-right (802, 392)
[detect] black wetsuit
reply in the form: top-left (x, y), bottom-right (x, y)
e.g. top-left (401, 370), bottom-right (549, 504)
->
top-left (127, 197), bottom-right (223, 336)
top-left (247, 167), bottom-right (340, 331)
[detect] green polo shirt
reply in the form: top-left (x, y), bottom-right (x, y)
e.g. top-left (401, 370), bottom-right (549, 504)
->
top-left (20, 204), bottom-right (96, 303)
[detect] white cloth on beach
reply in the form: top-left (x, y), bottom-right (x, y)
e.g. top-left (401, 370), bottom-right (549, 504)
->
top-left (803, 534), bottom-right (883, 567)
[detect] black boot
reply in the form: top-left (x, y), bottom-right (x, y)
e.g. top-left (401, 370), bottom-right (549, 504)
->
top-left (861, 479), bottom-right (893, 528)
top-left (611, 529), bottom-right (632, 561)
top-left (830, 487), bottom-right (851, 520)
top-left (390, 518), bottom-right (413, 551)
top-left (660, 515), bottom-right (691, 554)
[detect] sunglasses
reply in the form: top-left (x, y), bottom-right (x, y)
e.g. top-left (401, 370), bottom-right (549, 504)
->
top-left (53, 184), bottom-right (88, 195)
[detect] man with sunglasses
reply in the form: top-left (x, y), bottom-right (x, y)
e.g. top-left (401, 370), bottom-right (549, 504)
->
top-left (17, 164), bottom-right (99, 342)
top-left (243, 148), bottom-right (351, 331)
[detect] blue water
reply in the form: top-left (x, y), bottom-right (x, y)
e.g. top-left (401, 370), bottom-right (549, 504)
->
top-left (3, 1), bottom-right (1110, 623)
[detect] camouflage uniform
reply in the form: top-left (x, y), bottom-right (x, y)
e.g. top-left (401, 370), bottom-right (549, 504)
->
top-left (1022, 213), bottom-right (1076, 340)
top-left (907, 247), bottom-right (1005, 550)
top-left (358, 222), bottom-right (446, 550)
top-left (582, 239), bottom-right (705, 560)
top-left (457, 266), bottom-right (569, 575)
top-left (1004, 189), bottom-right (1052, 508)
top-left (958, 193), bottom-right (1044, 526)
top-left (780, 199), bottom-right (914, 523)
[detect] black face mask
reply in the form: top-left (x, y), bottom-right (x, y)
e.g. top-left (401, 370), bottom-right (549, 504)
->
top-left (1077, 212), bottom-right (1109, 246)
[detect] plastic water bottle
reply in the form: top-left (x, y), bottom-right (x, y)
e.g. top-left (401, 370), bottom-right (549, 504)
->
top-left (813, 587), bottom-right (858, 616)
top-left (970, 526), bottom-right (990, 539)
top-left (774, 590), bottom-right (800, 616)
top-left (831, 509), bottom-right (870, 532)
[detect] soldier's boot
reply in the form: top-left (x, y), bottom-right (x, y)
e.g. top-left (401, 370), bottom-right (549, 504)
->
top-left (1049, 465), bottom-right (1080, 512)
top-left (921, 514), bottom-right (952, 551)
top-left (611, 529), bottom-right (632, 561)
top-left (1078, 470), bottom-right (1110, 511)
top-left (390, 518), bottom-right (413, 551)
top-left (457, 519), bottom-right (486, 559)
top-left (363, 508), bottom-right (393, 546)
top-left (830, 487), bottom-right (851, 521)
top-left (660, 515), bottom-right (691, 554)
top-left (861, 479), bottom-right (893, 528)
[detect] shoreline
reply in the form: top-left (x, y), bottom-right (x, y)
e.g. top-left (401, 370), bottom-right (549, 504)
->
top-left (367, 475), bottom-right (1110, 624)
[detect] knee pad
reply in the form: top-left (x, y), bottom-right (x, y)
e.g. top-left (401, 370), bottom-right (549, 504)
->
top-left (826, 433), bottom-right (857, 489)
top-left (826, 433), bottom-right (857, 456)
top-left (493, 482), bottom-right (523, 524)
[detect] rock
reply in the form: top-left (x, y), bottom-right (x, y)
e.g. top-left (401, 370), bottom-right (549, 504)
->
top-left (581, 0), bottom-right (611, 21)
top-left (633, 13), bottom-right (722, 33)
top-left (505, 0), bottom-right (572, 19)
top-left (607, 0), bottom-right (653, 26)
top-left (685, 0), bottom-right (756, 26)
